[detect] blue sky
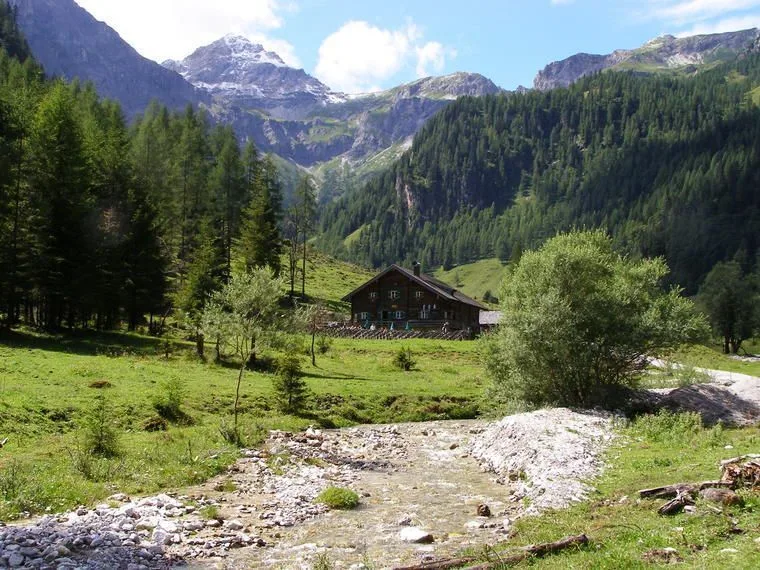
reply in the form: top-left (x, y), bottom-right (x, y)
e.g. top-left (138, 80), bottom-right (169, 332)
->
top-left (74, 0), bottom-right (760, 92)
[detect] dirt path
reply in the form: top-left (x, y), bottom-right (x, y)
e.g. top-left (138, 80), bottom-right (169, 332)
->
top-left (186, 421), bottom-right (518, 569)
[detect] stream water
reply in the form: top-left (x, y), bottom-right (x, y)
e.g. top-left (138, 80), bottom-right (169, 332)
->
top-left (190, 421), bottom-right (519, 569)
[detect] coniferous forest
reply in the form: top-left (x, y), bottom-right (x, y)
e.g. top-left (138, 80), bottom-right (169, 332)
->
top-left (317, 50), bottom-right (760, 293)
top-left (0, 3), bottom-right (285, 330)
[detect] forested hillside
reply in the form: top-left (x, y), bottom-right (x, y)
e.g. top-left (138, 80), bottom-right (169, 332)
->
top-left (317, 52), bottom-right (760, 292)
top-left (0, 2), bottom-right (287, 330)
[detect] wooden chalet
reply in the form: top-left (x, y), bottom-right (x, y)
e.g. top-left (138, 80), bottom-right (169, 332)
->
top-left (342, 263), bottom-right (487, 331)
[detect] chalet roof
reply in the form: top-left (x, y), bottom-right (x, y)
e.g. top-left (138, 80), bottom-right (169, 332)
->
top-left (342, 264), bottom-right (488, 310)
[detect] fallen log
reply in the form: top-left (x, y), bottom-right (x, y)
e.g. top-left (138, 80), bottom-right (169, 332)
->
top-left (392, 558), bottom-right (477, 570)
top-left (394, 534), bottom-right (589, 570)
top-left (657, 490), bottom-right (695, 516)
top-left (639, 481), bottom-right (731, 499)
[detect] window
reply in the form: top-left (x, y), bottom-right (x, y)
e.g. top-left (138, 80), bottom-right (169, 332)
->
top-left (358, 312), bottom-right (370, 321)
top-left (419, 310), bottom-right (430, 320)
top-left (394, 311), bottom-right (405, 320)
top-left (369, 291), bottom-right (378, 300)
top-left (414, 290), bottom-right (424, 299)
top-left (389, 290), bottom-right (400, 300)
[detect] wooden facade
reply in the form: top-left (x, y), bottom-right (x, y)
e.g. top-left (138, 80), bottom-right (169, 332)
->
top-left (342, 264), bottom-right (486, 331)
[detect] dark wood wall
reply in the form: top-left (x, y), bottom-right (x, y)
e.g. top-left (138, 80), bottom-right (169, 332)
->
top-left (349, 270), bottom-right (479, 330)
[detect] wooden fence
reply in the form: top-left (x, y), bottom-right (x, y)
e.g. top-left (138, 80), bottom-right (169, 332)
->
top-left (323, 327), bottom-right (471, 341)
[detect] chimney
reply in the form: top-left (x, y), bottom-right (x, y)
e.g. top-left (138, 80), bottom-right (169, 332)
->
top-left (413, 261), bottom-right (421, 277)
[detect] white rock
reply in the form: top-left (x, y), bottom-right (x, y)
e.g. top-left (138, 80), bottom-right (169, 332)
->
top-left (399, 527), bottom-right (434, 544)
top-left (225, 519), bottom-right (245, 531)
top-left (721, 548), bottom-right (739, 554)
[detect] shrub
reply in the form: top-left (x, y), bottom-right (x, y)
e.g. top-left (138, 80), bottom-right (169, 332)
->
top-left (393, 347), bottom-right (415, 371)
top-left (628, 410), bottom-right (704, 443)
top-left (483, 230), bottom-right (708, 408)
top-left (316, 334), bottom-right (333, 354)
top-left (273, 353), bottom-right (309, 414)
top-left (82, 394), bottom-right (120, 458)
top-left (314, 486), bottom-right (360, 510)
top-left (153, 376), bottom-right (186, 422)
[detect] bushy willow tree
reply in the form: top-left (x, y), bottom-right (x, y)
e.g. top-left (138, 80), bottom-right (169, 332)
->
top-left (482, 230), bottom-right (707, 408)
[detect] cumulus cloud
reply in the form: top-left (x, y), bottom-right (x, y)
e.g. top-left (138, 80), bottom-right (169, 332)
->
top-left (74, 0), bottom-right (299, 65)
top-left (315, 20), bottom-right (455, 93)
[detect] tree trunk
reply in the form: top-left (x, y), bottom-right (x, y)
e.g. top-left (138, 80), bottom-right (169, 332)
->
top-left (311, 328), bottom-right (316, 366)
top-left (723, 336), bottom-right (730, 354)
top-left (196, 332), bottom-right (205, 359)
top-left (234, 359), bottom-right (245, 443)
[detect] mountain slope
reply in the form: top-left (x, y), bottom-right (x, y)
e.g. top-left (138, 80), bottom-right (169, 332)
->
top-left (318, 54), bottom-right (760, 293)
top-left (8, 0), bottom-right (205, 117)
top-left (535, 29), bottom-right (759, 90)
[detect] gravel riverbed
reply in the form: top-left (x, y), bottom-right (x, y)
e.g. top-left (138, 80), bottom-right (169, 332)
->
top-left (1, 411), bottom-right (618, 569)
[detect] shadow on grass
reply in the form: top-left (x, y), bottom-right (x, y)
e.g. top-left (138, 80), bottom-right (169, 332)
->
top-left (302, 370), bottom-right (365, 381)
top-left (0, 327), bottom-right (177, 358)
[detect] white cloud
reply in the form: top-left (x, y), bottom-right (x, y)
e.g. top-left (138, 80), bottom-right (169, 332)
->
top-left (636, 0), bottom-right (760, 37)
top-left (675, 12), bottom-right (760, 34)
top-left (315, 20), bottom-right (455, 93)
top-left (416, 42), bottom-right (447, 77)
top-left (649, 0), bottom-right (760, 24)
top-left (73, 0), bottom-right (298, 64)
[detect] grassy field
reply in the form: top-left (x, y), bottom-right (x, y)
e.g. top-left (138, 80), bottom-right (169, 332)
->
top-left (0, 329), bottom-right (483, 520)
top-left (467, 413), bottom-right (760, 569)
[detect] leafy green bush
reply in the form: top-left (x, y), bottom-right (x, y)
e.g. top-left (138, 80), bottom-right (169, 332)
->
top-left (393, 347), bottom-right (415, 371)
top-left (316, 335), bottom-right (333, 354)
top-left (315, 486), bottom-right (360, 510)
top-left (153, 376), bottom-right (188, 422)
top-left (483, 230), bottom-right (708, 408)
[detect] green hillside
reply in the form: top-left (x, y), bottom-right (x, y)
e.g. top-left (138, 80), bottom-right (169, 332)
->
top-left (432, 258), bottom-right (507, 305)
top-left (317, 53), bottom-right (760, 293)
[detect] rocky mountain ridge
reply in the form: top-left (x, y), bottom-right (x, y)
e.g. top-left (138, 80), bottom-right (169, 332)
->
top-left (8, 0), bottom-right (205, 118)
top-left (534, 28), bottom-right (760, 90)
top-left (163, 34), bottom-right (502, 168)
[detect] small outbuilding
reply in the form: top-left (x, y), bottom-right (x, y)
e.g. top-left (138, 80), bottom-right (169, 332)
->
top-left (342, 263), bottom-right (487, 330)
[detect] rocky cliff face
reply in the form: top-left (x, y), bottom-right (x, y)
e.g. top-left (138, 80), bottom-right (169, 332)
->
top-left (534, 28), bottom-right (760, 90)
top-left (8, 0), bottom-right (205, 118)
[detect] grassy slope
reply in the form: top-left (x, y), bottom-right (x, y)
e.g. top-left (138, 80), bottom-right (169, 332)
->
top-left (433, 258), bottom-right (508, 305)
top-left (295, 249), bottom-right (375, 313)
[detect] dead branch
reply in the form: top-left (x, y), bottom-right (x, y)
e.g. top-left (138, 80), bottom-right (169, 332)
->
top-left (395, 534), bottom-right (589, 570)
